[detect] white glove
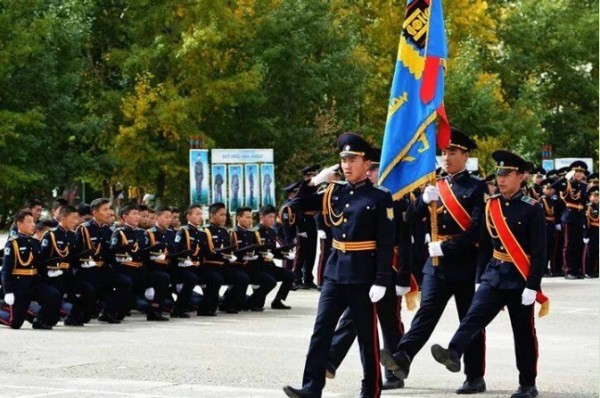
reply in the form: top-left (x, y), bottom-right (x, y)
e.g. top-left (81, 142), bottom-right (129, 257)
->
top-left (244, 255), bottom-right (259, 261)
top-left (226, 254), bottom-right (238, 263)
top-left (317, 230), bottom-right (327, 240)
top-left (180, 258), bottom-right (193, 267)
top-left (4, 293), bottom-right (15, 306)
top-left (475, 283), bottom-right (480, 292)
top-left (583, 238), bottom-right (590, 244)
top-left (297, 232), bottom-right (308, 238)
top-left (311, 164), bottom-right (340, 186)
top-left (422, 186), bottom-right (440, 204)
top-left (144, 287), bottom-right (155, 301)
top-left (81, 259), bottom-right (96, 268)
top-left (424, 233), bottom-right (431, 244)
top-left (150, 253), bottom-right (166, 261)
top-left (369, 285), bottom-right (386, 303)
top-left (555, 224), bottom-right (562, 232)
top-left (285, 251), bottom-right (296, 260)
top-left (521, 288), bottom-right (537, 306)
top-left (566, 170), bottom-right (575, 180)
top-left (47, 270), bottom-right (63, 278)
top-left (428, 241), bottom-right (444, 257)
top-left (264, 252), bottom-right (274, 261)
top-left (395, 286), bottom-right (410, 296)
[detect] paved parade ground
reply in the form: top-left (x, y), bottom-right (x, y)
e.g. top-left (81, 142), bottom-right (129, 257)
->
top-left (0, 276), bottom-right (597, 398)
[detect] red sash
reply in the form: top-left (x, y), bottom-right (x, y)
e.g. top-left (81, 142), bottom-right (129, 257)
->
top-left (437, 179), bottom-right (472, 231)
top-left (488, 198), bottom-right (550, 316)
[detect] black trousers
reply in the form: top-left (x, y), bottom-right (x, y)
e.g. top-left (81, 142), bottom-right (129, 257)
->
top-left (246, 266), bottom-right (277, 309)
top-left (584, 229), bottom-right (599, 276)
top-left (396, 274), bottom-right (486, 379)
top-left (45, 274), bottom-right (95, 324)
top-left (301, 282), bottom-right (381, 397)
top-left (195, 266), bottom-right (223, 313)
top-left (170, 267), bottom-right (198, 314)
top-left (218, 265), bottom-right (250, 311)
top-left (295, 232), bottom-right (317, 284)
top-left (0, 283), bottom-right (61, 329)
top-left (261, 262), bottom-right (295, 301)
top-left (563, 223), bottom-right (584, 276)
top-left (117, 267), bottom-right (171, 311)
top-left (77, 266), bottom-right (132, 319)
top-left (329, 286), bottom-right (404, 381)
top-left (316, 237), bottom-right (332, 286)
top-left (550, 228), bottom-right (564, 275)
top-left (449, 283), bottom-right (538, 386)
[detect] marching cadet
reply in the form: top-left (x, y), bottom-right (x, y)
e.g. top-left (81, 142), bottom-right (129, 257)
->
top-left (231, 207), bottom-right (276, 311)
top-left (39, 205), bottom-right (95, 326)
top-left (380, 128), bottom-right (487, 394)
top-left (430, 149), bottom-right (546, 398)
top-left (110, 204), bottom-right (170, 321)
top-left (325, 148), bottom-right (410, 391)
top-left (173, 204), bottom-right (223, 317)
top-left (203, 202), bottom-right (250, 313)
top-left (283, 132), bottom-right (395, 398)
top-left (293, 165), bottom-right (320, 289)
top-left (0, 210), bottom-right (61, 330)
top-left (255, 205), bottom-right (296, 310)
top-left (583, 186), bottom-right (599, 278)
top-left (275, 181), bottom-right (301, 274)
top-left (539, 179), bottom-right (560, 276)
top-left (75, 198), bottom-right (132, 324)
top-left (553, 161), bottom-right (588, 279)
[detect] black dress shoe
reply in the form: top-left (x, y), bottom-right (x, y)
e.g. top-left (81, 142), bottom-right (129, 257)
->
top-left (32, 318), bottom-right (53, 330)
top-left (250, 306), bottom-right (265, 312)
top-left (431, 344), bottom-right (461, 373)
top-left (303, 281), bottom-right (319, 290)
top-left (283, 385), bottom-right (317, 398)
top-left (147, 311), bottom-right (170, 321)
top-left (271, 299), bottom-right (292, 310)
top-left (382, 377), bottom-right (405, 390)
top-left (290, 284), bottom-right (299, 291)
top-left (98, 313), bottom-right (121, 324)
top-left (510, 385), bottom-right (538, 398)
top-left (456, 377), bottom-right (486, 394)
top-left (64, 318), bottom-right (84, 327)
top-left (170, 311), bottom-right (191, 318)
top-left (379, 348), bottom-right (411, 379)
top-left (565, 274), bottom-right (578, 280)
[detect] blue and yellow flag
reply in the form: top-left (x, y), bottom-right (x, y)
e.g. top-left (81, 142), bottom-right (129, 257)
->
top-left (378, 0), bottom-right (450, 200)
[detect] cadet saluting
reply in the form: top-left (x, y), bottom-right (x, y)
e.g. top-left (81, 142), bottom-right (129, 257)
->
top-left (284, 132), bottom-right (395, 398)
